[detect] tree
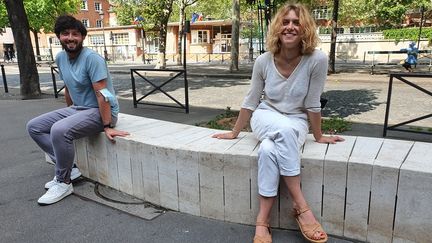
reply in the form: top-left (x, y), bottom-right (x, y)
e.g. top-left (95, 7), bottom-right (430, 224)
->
top-left (3, 0), bottom-right (40, 98)
top-left (230, 0), bottom-right (240, 71)
top-left (328, 0), bottom-right (338, 74)
top-left (146, 0), bottom-right (175, 69)
top-left (180, 0), bottom-right (231, 20)
top-left (175, 0), bottom-right (198, 65)
top-left (112, 0), bottom-right (175, 69)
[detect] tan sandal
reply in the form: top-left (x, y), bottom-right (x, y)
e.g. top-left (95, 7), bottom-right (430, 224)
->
top-left (293, 206), bottom-right (328, 243)
top-left (253, 221), bottom-right (272, 243)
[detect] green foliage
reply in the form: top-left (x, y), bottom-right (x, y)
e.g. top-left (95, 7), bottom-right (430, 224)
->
top-left (204, 107), bottom-right (238, 130)
top-left (0, 0), bottom-right (80, 32)
top-left (184, 0), bottom-right (232, 20)
top-left (197, 107), bottom-right (242, 131)
top-left (111, 0), bottom-right (146, 26)
top-left (25, 0), bottom-right (80, 33)
top-left (112, 0), bottom-right (174, 30)
top-left (321, 116), bottom-right (351, 134)
top-left (383, 27), bottom-right (432, 44)
top-left (0, 3), bottom-right (9, 28)
top-left (200, 108), bottom-right (351, 135)
top-left (408, 126), bottom-right (432, 132)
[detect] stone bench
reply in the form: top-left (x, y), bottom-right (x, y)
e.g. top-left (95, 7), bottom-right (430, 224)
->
top-left (54, 113), bottom-right (431, 243)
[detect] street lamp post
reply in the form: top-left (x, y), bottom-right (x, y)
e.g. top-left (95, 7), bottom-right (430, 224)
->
top-left (99, 11), bottom-right (109, 61)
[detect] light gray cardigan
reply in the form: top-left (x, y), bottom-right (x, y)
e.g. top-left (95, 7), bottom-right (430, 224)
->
top-left (241, 50), bottom-right (328, 119)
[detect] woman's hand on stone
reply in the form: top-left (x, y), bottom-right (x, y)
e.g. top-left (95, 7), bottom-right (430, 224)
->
top-left (316, 135), bottom-right (344, 144)
top-left (212, 131), bottom-right (238, 140)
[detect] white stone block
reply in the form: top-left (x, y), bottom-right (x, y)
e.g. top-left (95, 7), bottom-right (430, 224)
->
top-left (176, 148), bottom-right (200, 216)
top-left (344, 137), bottom-right (384, 241)
top-left (248, 142), bottom-right (280, 228)
top-left (132, 122), bottom-right (188, 141)
top-left (104, 137), bottom-right (120, 190)
top-left (279, 180), bottom-right (296, 229)
top-left (393, 142), bottom-right (432, 243)
top-left (116, 138), bottom-right (133, 195)
top-left (226, 133), bottom-right (259, 155)
top-left (139, 142), bottom-right (160, 205)
top-left (322, 136), bottom-right (356, 236)
top-left (223, 153), bottom-right (253, 224)
top-left (87, 134), bottom-right (109, 185)
top-left (250, 146), bottom-right (261, 225)
top-left (74, 138), bottom-right (89, 178)
top-left (198, 151), bottom-right (225, 220)
top-left (154, 145), bottom-right (178, 211)
top-left (129, 141), bottom-right (144, 199)
top-left (187, 129), bottom-right (244, 153)
top-left (301, 135), bottom-right (328, 223)
top-left (115, 115), bottom-right (160, 133)
top-left (367, 139), bottom-right (413, 243)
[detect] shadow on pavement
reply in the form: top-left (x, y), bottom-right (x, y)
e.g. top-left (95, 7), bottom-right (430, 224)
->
top-left (118, 75), bottom-right (249, 99)
top-left (322, 89), bottom-right (382, 118)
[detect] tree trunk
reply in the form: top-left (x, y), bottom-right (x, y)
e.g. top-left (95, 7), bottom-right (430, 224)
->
top-left (4, 0), bottom-right (41, 98)
top-left (230, 0), bottom-right (240, 72)
top-left (329, 0), bottom-right (339, 74)
top-left (155, 0), bottom-right (174, 69)
top-left (176, 2), bottom-right (185, 65)
top-left (156, 23), bottom-right (168, 69)
top-left (32, 30), bottom-right (41, 61)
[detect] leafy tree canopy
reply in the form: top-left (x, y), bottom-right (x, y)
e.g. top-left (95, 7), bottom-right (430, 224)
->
top-left (104, 0), bottom-right (432, 31)
top-left (0, 0), bottom-right (79, 33)
top-left (111, 0), bottom-right (146, 26)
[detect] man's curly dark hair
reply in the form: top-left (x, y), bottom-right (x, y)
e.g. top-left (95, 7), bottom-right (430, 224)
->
top-left (54, 15), bottom-right (87, 38)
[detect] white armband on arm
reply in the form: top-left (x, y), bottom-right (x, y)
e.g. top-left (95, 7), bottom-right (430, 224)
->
top-left (98, 88), bottom-right (114, 102)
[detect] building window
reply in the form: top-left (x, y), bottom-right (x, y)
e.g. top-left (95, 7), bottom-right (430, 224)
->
top-left (349, 26), bottom-right (378, 33)
top-left (50, 37), bottom-right (61, 46)
top-left (94, 2), bottom-right (102, 12)
top-left (81, 0), bottom-right (88, 10)
top-left (96, 19), bottom-right (103, 28)
top-left (312, 6), bottom-right (331, 20)
top-left (335, 28), bottom-right (344, 34)
top-left (191, 30), bottom-right (209, 44)
top-left (318, 27), bottom-right (344, 34)
top-left (82, 19), bottom-right (89, 28)
top-left (89, 35), bottom-right (105, 45)
top-left (220, 34), bottom-right (231, 39)
top-left (112, 33), bottom-right (129, 45)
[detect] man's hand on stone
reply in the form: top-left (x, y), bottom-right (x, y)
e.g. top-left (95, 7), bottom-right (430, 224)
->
top-left (104, 128), bottom-right (130, 143)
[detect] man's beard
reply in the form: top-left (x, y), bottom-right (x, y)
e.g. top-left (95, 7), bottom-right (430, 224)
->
top-left (61, 40), bottom-right (83, 54)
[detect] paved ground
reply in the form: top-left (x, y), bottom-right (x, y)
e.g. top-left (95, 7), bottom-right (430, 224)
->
top-left (2, 61), bottom-right (431, 141)
top-left (0, 61), bottom-right (431, 243)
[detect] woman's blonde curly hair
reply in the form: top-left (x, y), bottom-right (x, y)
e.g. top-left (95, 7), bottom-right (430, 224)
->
top-left (266, 3), bottom-right (319, 55)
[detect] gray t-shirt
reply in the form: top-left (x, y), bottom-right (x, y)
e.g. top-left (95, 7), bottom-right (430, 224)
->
top-left (56, 47), bottom-right (119, 117)
top-left (241, 50), bottom-right (328, 119)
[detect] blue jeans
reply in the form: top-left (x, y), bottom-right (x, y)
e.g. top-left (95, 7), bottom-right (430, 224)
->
top-left (26, 106), bottom-right (116, 183)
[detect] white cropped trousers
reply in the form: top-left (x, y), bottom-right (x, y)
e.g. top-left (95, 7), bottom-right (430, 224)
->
top-left (250, 103), bottom-right (309, 197)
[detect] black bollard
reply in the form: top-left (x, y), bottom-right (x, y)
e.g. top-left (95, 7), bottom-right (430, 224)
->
top-left (1, 64), bottom-right (7, 93)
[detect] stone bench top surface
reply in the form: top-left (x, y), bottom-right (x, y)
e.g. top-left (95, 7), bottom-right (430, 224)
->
top-left (115, 113), bottom-right (432, 171)
top-left (72, 113), bottom-right (432, 243)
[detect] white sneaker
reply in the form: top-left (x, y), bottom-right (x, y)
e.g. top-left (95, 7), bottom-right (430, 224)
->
top-left (37, 181), bottom-right (73, 205)
top-left (44, 167), bottom-right (82, 189)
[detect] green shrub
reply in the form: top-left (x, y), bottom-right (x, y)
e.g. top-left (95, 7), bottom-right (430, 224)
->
top-left (383, 27), bottom-right (432, 45)
top-left (321, 117), bottom-right (351, 134)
